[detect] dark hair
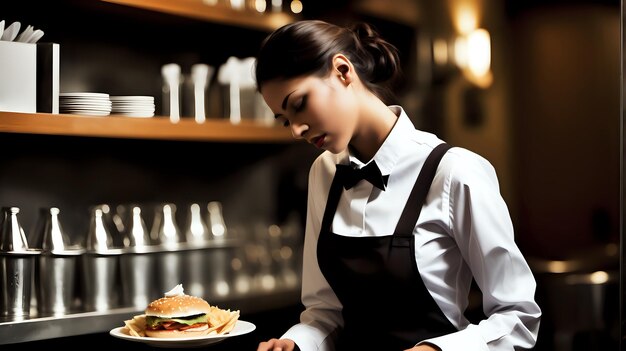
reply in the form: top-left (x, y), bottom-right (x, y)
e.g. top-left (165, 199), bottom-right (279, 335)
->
top-left (255, 20), bottom-right (401, 104)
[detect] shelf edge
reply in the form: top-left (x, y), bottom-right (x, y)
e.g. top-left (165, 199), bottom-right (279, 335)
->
top-left (0, 112), bottom-right (294, 143)
top-left (101, 0), bottom-right (296, 31)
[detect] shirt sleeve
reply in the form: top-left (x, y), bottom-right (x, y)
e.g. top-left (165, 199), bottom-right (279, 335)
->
top-left (421, 149), bottom-right (541, 350)
top-left (281, 156), bottom-right (344, 351)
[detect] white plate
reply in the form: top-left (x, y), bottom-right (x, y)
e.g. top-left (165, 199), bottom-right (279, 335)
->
top-left (60, 92), bottom-right (110, 98)
top-left (110, 96), bottom-right (154, 101)
top-left (109, 320), bottom-right (256, 348)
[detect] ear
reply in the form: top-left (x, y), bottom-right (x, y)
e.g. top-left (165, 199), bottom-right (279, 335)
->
top-left (331, 54), bottom-right (355, 85)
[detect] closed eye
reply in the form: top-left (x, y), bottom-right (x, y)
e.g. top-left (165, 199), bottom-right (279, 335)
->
top-left (276, 116), bottom-right (290, 127)
top-left (293, 95), bottom-right (308, 113)
top-left (275, 94), bottom-right (307, 128)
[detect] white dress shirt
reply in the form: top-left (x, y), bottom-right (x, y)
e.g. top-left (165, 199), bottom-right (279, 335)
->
top-left (282, 106), bottom-right (541, 351)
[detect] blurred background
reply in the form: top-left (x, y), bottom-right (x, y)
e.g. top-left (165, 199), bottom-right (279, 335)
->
top-left (0, 0), bottom-right (620, 350)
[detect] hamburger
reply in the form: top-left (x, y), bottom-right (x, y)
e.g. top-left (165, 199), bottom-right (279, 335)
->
top-left (144, 294), bottom-right (212, 338)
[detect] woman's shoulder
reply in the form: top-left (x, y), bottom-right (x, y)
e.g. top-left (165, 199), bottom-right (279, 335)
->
top-left (438, 145), bottom-right (500, 188)
top-left (307, 151), bottom-right (341, 183)
top-left (310, 151), bottom-right (340, 170)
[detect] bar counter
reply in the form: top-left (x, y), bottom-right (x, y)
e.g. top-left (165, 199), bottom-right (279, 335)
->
top-left (0, 288), bottom-right (301, 348)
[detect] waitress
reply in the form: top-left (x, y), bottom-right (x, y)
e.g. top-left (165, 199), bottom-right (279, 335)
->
top-left (254, 19), bottom-right (541, 351)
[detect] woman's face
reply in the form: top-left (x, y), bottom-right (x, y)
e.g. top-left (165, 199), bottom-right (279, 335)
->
top-left (261, 72), bottom-right (359, 154)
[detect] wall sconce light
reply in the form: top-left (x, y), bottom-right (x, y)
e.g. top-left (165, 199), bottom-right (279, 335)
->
top-left (454, 28), bottom-right (493, 88)
top-left (290, 0), bottom-right (303, 14)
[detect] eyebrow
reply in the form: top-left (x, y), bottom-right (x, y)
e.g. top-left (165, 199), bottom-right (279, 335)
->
top-left (274, 90), bottom-right (296, 119)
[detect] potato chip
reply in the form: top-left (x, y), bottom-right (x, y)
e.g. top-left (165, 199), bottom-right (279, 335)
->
top-left (123, 314), bottom-right (147, 337)
top-left (217, 310), bottom-right (239, 334)
top-left (205, 306), bottom-right (240, 335)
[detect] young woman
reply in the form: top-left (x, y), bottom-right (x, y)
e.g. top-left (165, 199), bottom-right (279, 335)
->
top-left (254, 19), bottom-right (541, 351)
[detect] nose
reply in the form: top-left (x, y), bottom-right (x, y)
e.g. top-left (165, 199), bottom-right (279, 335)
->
top-left (290, 122), bottom-right (308, 140)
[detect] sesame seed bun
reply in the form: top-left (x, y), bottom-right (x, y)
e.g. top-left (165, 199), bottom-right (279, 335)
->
top-left (145, 294), bottom-right (212, 318)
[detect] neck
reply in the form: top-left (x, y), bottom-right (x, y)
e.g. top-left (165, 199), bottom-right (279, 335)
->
top-left (349, 94), bottom-right (398, 162)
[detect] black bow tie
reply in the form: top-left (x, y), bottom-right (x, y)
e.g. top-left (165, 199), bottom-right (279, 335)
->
top-left (336, 161), bottom-right (389, 190)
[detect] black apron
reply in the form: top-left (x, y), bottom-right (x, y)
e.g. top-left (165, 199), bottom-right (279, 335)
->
top-left (317, 143), bottom-right (456, 350)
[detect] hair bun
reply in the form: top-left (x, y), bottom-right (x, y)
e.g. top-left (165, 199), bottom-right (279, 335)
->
top-left (349, 22), bottom-right (400, 88)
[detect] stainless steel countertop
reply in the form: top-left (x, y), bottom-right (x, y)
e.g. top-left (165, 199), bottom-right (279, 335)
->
top-left (0, 288), bottom-right (300, 345)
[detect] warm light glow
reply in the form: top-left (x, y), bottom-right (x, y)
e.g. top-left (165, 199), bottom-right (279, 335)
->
top-left (215, 281), bottom-right (230, 296)
top-left (230, 0), bottom-right (245, 10)
top-left (235, 276), bottom-right (250, 294)
top-left (433, 38), bottom-right (449, 66)
top-left (260, 274), bottom-right (276, 290)
top-left (547, 260), bottom-right (568, 273)
top-left (268, 224), bottom-right (281, 237)
top-left (454, 3), bottom-right (477, 35)
top-left (453, 28), bottom-right (492, 88)
top-left (454, 36), bottom-right (468, 69)
top-left (255, 0), bottom-right (267, 12)
top-left (589, 271), bottom-right (609, 284)
top-left (266, 12), bottom-right (294, 29)
top-left (280, 246), bottom-right (293, 259)
top-left (467, 28), bottom-right (491, 77)
top-left (290, 0), bottom-right (303, 13)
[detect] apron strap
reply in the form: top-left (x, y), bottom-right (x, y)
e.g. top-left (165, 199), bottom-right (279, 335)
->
top-left (320, 171), bottom-right (346, 234)
top-left (395, 143), bottom-right (452, 235)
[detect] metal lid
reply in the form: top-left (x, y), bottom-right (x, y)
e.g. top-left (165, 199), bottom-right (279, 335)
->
top-left (151, 203), bottom-right (183, 249)
top-left (125, 206), bottom-right (153, 247)
top-left (36, 207), bottom-right (84, 256)
top-left (84, 206), bottom-right (117, 254)
top-left (208, 201), bottom-right (228, 241)
top-left (0, 206), bottom-right (41, 255)
top-left (185, 203), bottom-right (211, 246)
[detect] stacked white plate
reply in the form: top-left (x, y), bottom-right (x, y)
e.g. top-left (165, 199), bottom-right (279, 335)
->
top-left (110, 96), bottom-right (155, 118)
top-left (60, 92), bottom-right (112, 116)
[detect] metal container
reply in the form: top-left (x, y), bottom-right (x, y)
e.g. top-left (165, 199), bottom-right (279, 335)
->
top-left (151, 203), bottom-right (185, 294)
top-left (119, 205), bottom-right (160, 309)
top-left (33, 207), bottom-right (84, 317)
top-left (81, 252), bottom-right (121, 312)
top-left (120, 249), bottom-right (160, 309)
top-left (157, 250), bottom-right (185, 296)
top-left (0, 207), bottom-right (41, 320)
top-left (81, 207), bottom-right (122, 312)
top-left (200, 201), bottom-right (235, 299)
top-left (183, 247), bottom-right (211, 298)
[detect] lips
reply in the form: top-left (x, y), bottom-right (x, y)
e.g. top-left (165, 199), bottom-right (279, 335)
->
top-left (311, 135), bottom-right (326, 148)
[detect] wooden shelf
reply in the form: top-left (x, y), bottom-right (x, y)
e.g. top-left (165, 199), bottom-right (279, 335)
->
top-left (0, 112), bottom-right (293, 143)
top-left (101, 0), bottom-right (296, 31)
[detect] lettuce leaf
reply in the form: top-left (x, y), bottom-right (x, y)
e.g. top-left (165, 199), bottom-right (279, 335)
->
top-left (146, 314), bottom-right (208, 327)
